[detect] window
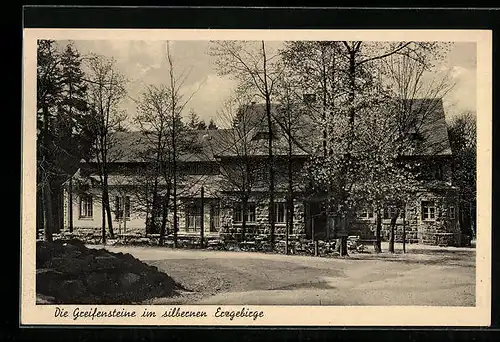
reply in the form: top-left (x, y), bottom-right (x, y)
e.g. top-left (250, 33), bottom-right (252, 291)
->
top-left (358, 208), bottom-right (374, 219)
top-left (115, 196), bottom-right (131, 220)
top-left (186, 205), bottom-right (202, 232)
top-left (421, 201), bottom-right (436, 221)
top-left (433, 165), bottom-right (443, 180)
top-left (275, 202), bottom-right (286, 223)
top-left (233, 203), bottom-right (256, 223)
top-left (79, 194), bottom-right (93, 218)
top-left (210, 204), bottom-right (220, 232)
top-left (383, 206), bottom-right (398, 220)
top-left (449, 206), bottom-right (456, 219)
top-left (183, 162), bottom-right (219, 175)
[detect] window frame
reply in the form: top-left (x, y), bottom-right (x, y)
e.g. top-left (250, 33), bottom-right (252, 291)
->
top-left (233, 202), bottom-right (256, 223)
top-left (210, 204), bottom-right (220, 232)
top-left (275, 202), bottom-right (286, 224)
top-left (186, 204), bottom-right (202, 232)
top-left (79, 194), bottom-right (93, 218)
top-left (115, 195), bottom-right (131, 221)
top-left (449, 206), bottom-right (456, 220)
top-left (421, 201), bottom-right (436, 221)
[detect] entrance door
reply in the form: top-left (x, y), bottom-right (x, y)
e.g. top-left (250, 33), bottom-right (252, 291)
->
top-left (305, 201), bottom-right (328, 240)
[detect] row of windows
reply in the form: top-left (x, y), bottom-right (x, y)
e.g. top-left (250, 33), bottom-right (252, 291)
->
top-left (233, 202), bottom-right (287, 224)
top-left (185, 204), bottom-right (220, 232)
top-left (79, 195), bottom-right (455, 224)
top-left (79, 195), bottom-right (130, 220)
top-left (358, 201), bottom-right (456, 221)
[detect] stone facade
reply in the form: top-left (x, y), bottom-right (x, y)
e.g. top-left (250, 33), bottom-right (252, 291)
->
top-left (347, 187), bottom-right (461, 246)
top-left (63, 183), bottom-right (461, 246)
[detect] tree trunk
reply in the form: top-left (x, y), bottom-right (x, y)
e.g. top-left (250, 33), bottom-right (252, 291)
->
top-left (43, 182), bottom-right (54, 242)
top-left (339, 216), bottom-right (348, 257)
top-left (122, 193), bottom-right (127, 234)
top-left (42, 104), bottom-right (53, 242)
top-left (101, 192), bottom-right (106, 244)
top-left (261, 41), bottom-right (275, 247)
top-left (68, 177), bottom-right (73, 233)
top-left (103, 180), bottom-right (114, 239)
top-left (150, 192), bottom-right (158, 234)
top-left (242, 196), bottom-right (248, 242)
top-left (402, 211), bottom-right (406, 253)
top-left (388, 209), bottom-right (399, 253)
top-left (375, 209), bottom-right (382, 253)
top-left (173, 190), bottom-right (178, 248)
top-left (159, 186), bottom-right (171, 246)
top-left (37, 190), bottom-right (43, 239)
top-left (286, 141), bottom-right (294, 255)
top-left (200, 186), bottom-right (205, 249)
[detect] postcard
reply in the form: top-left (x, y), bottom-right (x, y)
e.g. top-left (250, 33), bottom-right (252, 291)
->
top-left (21, 28), bottom-right (491, 326)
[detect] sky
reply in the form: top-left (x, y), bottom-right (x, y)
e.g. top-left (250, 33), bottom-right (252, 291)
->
top-left (60, 40), bottom-right (477, 128)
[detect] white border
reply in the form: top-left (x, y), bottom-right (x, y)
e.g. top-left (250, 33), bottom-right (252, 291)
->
top-left (21, 29), bottom-right (492, 326)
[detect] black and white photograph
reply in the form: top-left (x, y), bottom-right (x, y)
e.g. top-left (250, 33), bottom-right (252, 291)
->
top-left (21, 29), bottom-right (491, 326)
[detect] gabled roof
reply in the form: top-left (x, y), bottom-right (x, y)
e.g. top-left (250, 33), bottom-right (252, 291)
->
top-left (402, 98), bottom-right (452, 156)
top-left (85, 97), bottom-right (451, 165)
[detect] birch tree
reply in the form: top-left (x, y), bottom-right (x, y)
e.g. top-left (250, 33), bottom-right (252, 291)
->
top-left (209, 40), bottom-right (283, 245)
top-left (207, 93), bottom-right (262, 241)
top-left (85, 54), bottom-right (127, 243)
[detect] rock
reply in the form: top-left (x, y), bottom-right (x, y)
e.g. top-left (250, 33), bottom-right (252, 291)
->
top-left (119, 272), bottom-right (141, 289)
top-left (36, 268), bottom-right (65, 296)
top-left (46, 257), bottom-right (89, 275)
top-left (36, 293), bottom-right (56, 304)
top-left (91, 255), bottom-right (123, 271)
top-left (36, 238), bottom-right (181, 304)
top-left (57, 280), bottom-right (87, 302)
top-left (85, 272), bottom-right (110, 294)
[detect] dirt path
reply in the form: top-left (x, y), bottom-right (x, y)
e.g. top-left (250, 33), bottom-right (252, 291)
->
top-left (93, 244), bottom-right (475, 306)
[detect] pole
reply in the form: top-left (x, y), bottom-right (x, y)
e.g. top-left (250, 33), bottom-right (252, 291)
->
top-left (402, 204), bottom-right (407, 254)
top-left (312, 216), bottom-right (319, 256)
top-left (200, 186), bottom-right (205, 249)
top-left (123, 193), bottom-right (127, 235)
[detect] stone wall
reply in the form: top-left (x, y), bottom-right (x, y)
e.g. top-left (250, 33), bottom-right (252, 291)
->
top-left (219, 198), bottom-right (306, 241)
top-left (347, 189), bottom-right (461, 246)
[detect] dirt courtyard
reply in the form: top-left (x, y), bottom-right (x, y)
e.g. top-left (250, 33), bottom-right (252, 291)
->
top-left (93, 243), bottom-right (476, 306)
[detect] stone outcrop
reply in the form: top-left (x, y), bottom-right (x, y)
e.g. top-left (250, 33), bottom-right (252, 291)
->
top-left (36, 239), bottom-right (183, 304)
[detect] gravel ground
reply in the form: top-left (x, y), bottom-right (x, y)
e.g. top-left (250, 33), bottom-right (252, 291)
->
top-left (92, 243), bottom-right (476, 306)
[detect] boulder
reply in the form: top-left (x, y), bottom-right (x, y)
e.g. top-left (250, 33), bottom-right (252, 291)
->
top-left (57, 279), bottom-right (87, 303)
top-left (85, 272), bottom-right (111, 294)
top-left (46, 257), bottom-right (90, 275)
top-left (119, 272), bottom-right (141, 289)
top-left (36, 268), bottom-right (65, 295)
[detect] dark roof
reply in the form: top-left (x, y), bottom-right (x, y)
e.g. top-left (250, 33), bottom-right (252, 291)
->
top-left (88, 98), bottom-right (451, 164)
top-left (402, 98), bottom-right (452, 156)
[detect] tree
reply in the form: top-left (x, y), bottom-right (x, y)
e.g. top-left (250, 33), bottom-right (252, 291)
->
top-left (209, 40), bottom-right (283, 246)
top-left (208, 118), bottom-right (218, 130)
top-left (84, 53), bottom-right (127, 244)
top-left (207, 93), bottom-right (263, 241)
top-left (273, 73), bottom-right (312, 254)
top-left (135, 84), bottom-right (175, 243)
top-left (187, 109), bottom-right (200, 130)
top-left (164, 41), bottom-right (201, 247)
top-left (448, 111), bottom-right (476, 245)
top-left (37, 40), bottom-right (63, 241)
top-left (291, 41), bottom-right (449, 255)
top-left (36, 40), bottom-right (93, 241)
top-left (197, 120), bottom-right (207, 130)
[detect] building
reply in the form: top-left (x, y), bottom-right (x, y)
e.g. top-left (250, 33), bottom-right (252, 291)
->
top-left (62, 98), bottom-right (465, 246)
